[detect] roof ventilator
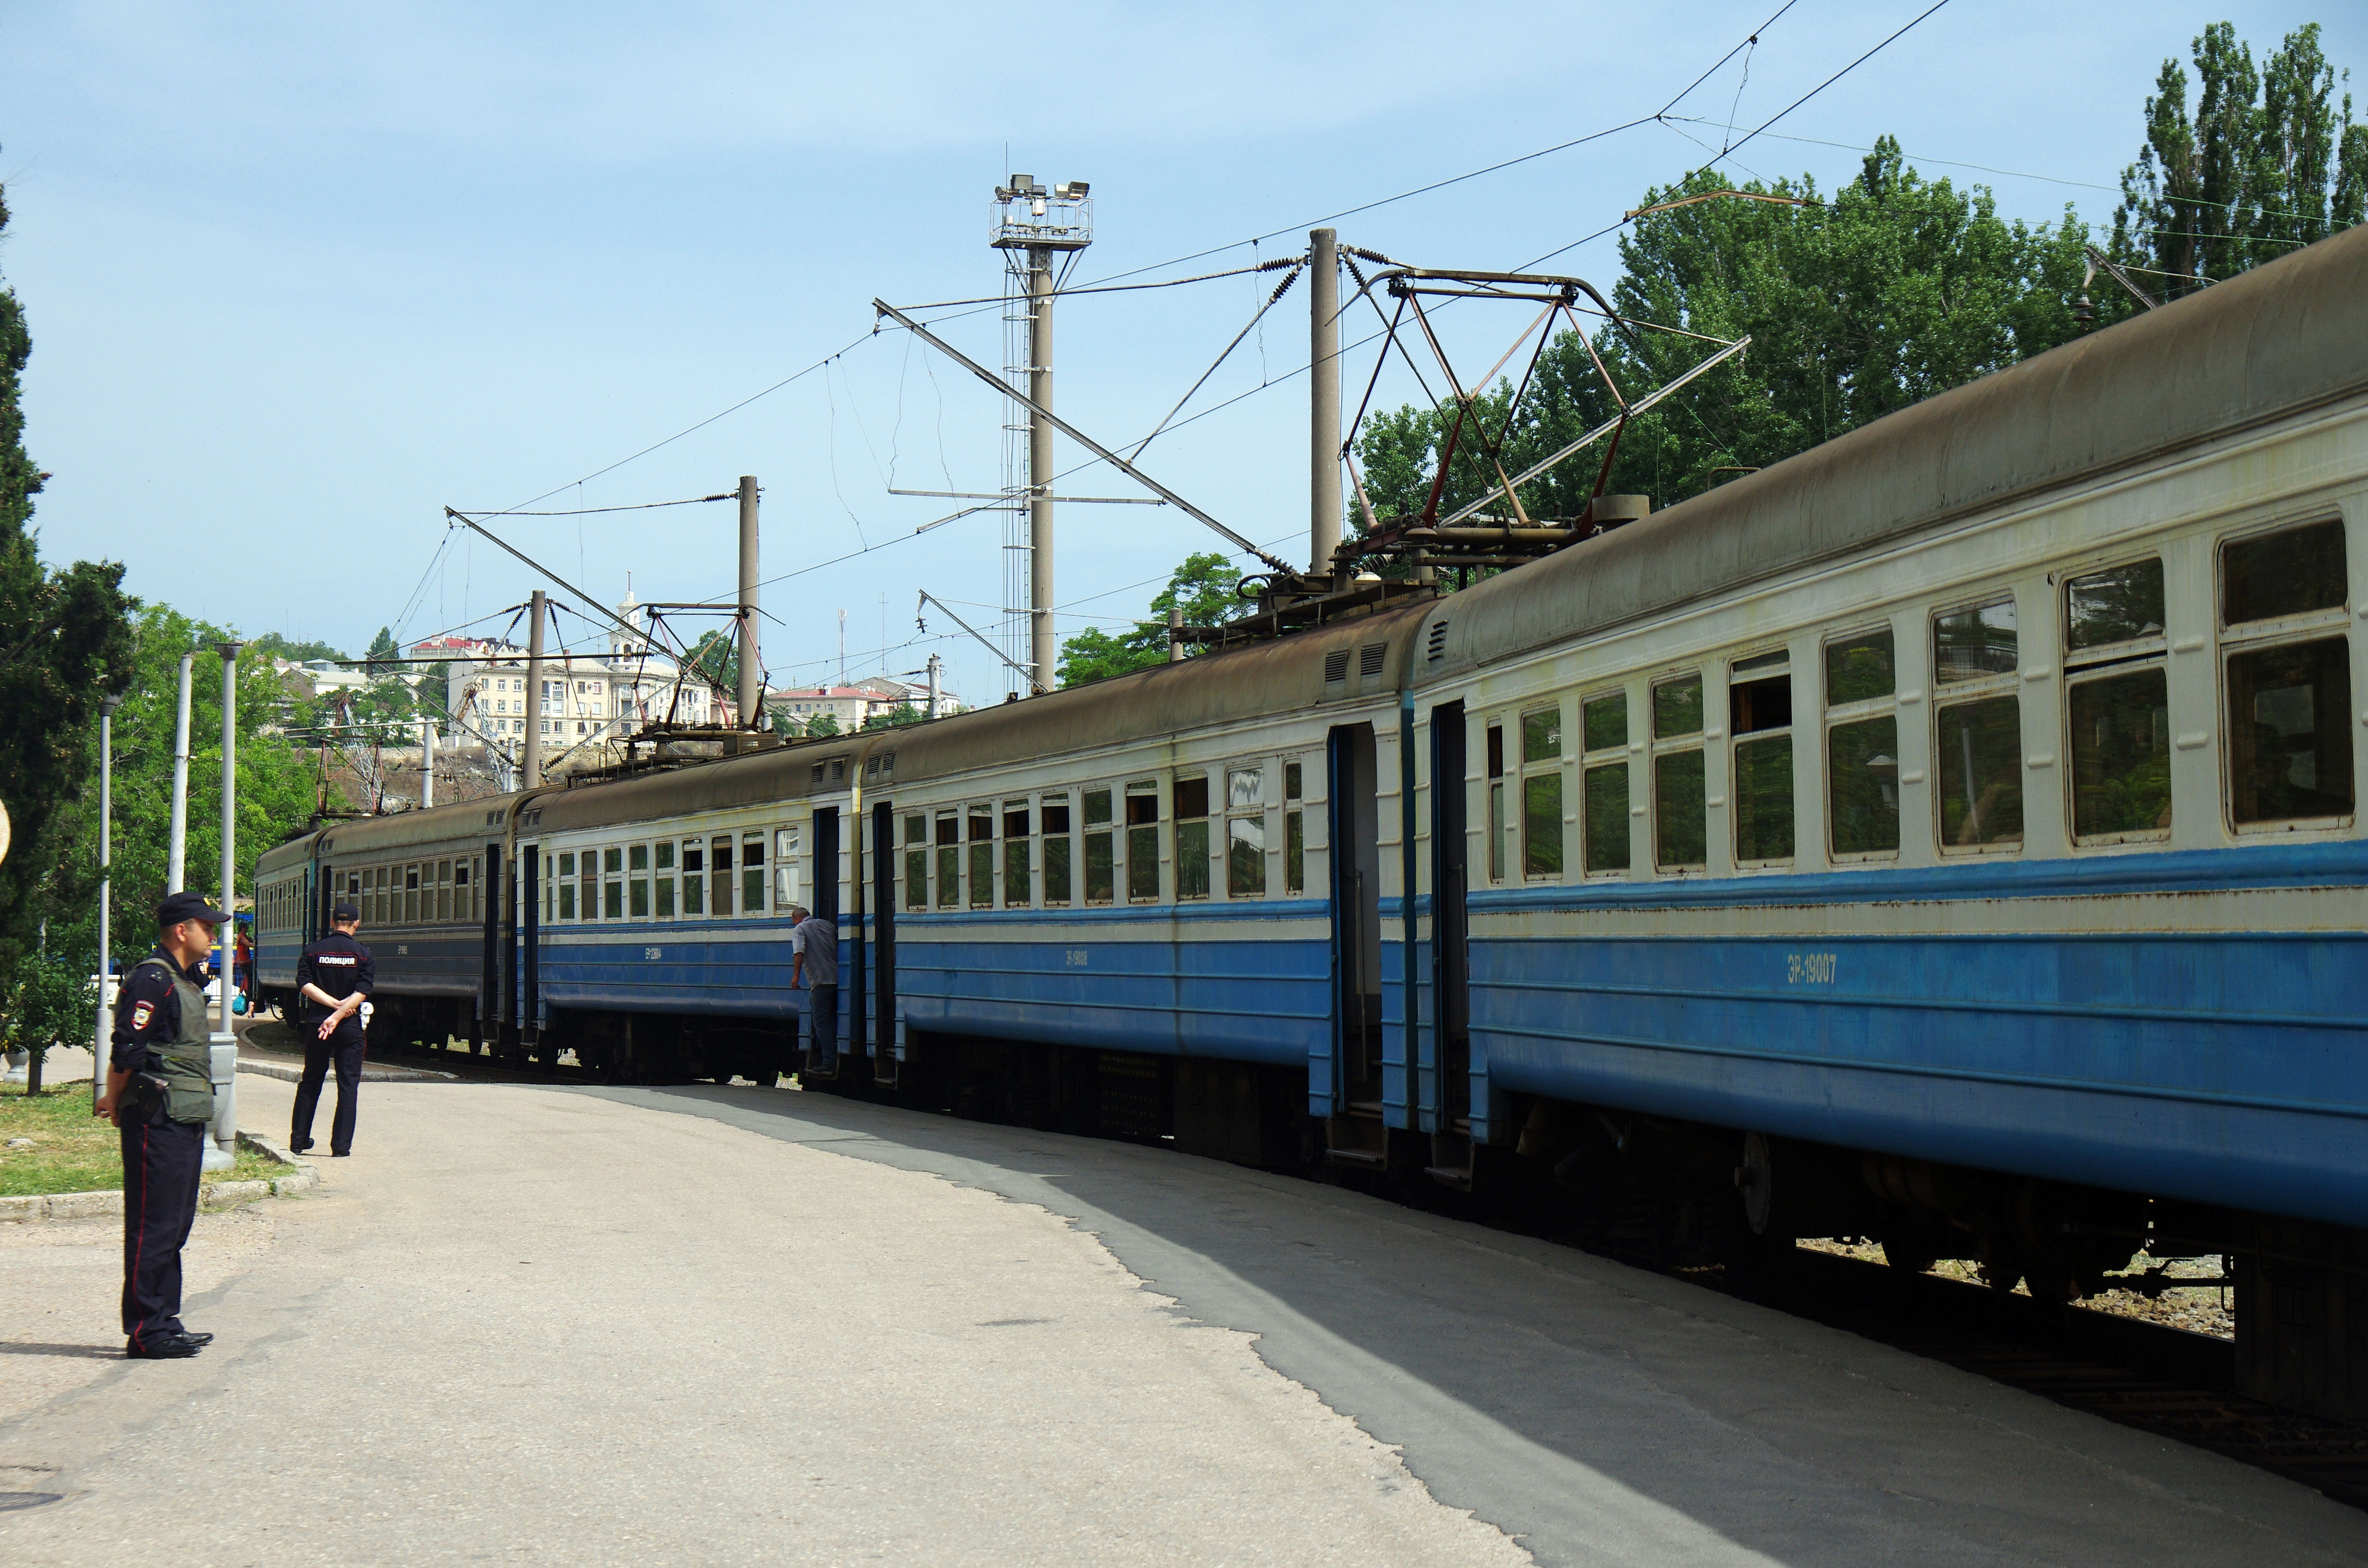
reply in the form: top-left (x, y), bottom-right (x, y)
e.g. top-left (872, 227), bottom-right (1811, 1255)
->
top-left (1359, 643), bottom-right (1387, 678)
top-left (1426, 620), bottom-right (1451, 663)
top-left (1324, 649), bottom-right (1350, 686)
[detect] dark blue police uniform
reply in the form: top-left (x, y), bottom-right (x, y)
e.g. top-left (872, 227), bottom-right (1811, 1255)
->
top-left (292, 919), bottom-right (374, 1156)
top-left (109, 934), bottom-right (216, 1358)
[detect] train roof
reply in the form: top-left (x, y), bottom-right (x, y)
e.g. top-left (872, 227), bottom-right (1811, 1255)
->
top-left (1418, 219), bottom-right (2368, 682)
top-left (516, 601), bottom-right (1433, 833)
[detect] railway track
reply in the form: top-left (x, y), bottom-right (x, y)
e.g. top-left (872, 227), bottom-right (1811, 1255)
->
top-left (345, 1038), bottom-right (2368, 1510)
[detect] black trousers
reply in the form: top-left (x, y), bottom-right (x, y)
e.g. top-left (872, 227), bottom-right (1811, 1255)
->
top-left (807, 983), bottom-right (839, 1070)
top-left (293, 1022), bottom-right (367, 1154)
top-left (121, 1115), bottom-right (204, 1348)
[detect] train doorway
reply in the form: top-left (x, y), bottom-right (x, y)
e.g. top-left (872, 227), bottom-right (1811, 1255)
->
top-left (871, 801), bottom-right (896, 1085)
top-left (1429, 701), bottom-right (1471, 1136)
top-left (1328, 723), bottom-right (1383, 1114)
top-left (520, 842), bottom-right (542, 1051)
top-left (813, 807), bottom-right (841, 1067)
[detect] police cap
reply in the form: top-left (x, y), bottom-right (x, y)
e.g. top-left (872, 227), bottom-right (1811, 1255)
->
top-left (332, 901), bottom-right (361, 921)
top-left (157, 890), bottom-right (232, 928)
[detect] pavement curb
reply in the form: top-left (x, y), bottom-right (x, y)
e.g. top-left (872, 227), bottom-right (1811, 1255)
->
top-left (0, 1128), bottom-right (320, 1224)
top-left (236, 1057), bottom-right (456, 1084)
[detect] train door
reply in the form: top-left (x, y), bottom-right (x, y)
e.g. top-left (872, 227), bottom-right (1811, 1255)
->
top-left (481, 839), bottom-right (502, 1032)
top-left (813, 807), bottom-right (841, 1063)
top-left (312, 861), bottom-right (333, 943)
top-left (520, 842), bottom-right (542, 1049)
top-left (870, 800), bottom-right (896, 1083)
top-left (1429, 701), bottom-right (1473, 1174)
top-left (1327, 723), bottom-right (1383, 1115)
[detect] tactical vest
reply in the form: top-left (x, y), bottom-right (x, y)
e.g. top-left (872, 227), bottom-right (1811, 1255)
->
top-left (132, 957), bottom-right (217, 1125)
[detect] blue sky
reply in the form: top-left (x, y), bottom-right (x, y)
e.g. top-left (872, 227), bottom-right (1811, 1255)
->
top-left (7, 2), bottom-right (2363, 703)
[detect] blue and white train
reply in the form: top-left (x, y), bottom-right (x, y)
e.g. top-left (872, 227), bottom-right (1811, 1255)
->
top-left (257, 222), bottom-right (2368, 1420)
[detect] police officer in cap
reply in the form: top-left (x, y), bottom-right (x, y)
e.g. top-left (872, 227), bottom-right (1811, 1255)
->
top-left (98, 890), bottom-right (227, 1360)
top-left (291, 900), bottom-right (373, 1156)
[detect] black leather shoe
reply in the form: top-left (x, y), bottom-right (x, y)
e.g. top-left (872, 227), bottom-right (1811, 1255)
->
top-left (290, 1139), bottom-right (314, 1153)
top-left (125, 1334), bottom-right (203, 1360)
top-left (180, 1331), bottom-right (215, 1346)
top-left (331, 1150), bottom-right (351, 1158)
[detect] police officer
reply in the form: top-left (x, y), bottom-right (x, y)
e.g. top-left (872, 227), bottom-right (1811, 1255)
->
top-left (98, 891), bottom-right (226, 1360)
top-left (291, 900), bottom-right (373, 1157)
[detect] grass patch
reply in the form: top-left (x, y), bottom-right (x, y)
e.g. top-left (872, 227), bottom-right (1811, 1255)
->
top-left (1, 1082), bottom-right (285, 1199)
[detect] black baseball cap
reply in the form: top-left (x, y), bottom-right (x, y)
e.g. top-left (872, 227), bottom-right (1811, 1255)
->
top-left (157, 891), bottom-right (232, 927)
top-left (332, 901), bottom-right (361, 921)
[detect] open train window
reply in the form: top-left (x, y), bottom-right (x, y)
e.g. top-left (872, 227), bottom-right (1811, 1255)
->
top-left (681, 840), bottom-right (705, 916)
top-left (1003, 800), bottom-right (1033, 908)
top-left (2221, 519), bottom-right (2351, 831)
top-left (1126, 780), bottom-right (1161, 901)
top-left (902, 814), bottom-right (928, 911)
top-left (1933, 597), bottom-right (2023, 853)
top-left (1174, 774), bottom-right (1212, 900)
top-left (1485, 722), bottom-right (1507, 883)
top-left (967, 805), bottom-right (995, 908)
top-left (1729, 652), bottom-right (1793, 867)
top-left (1225, 767), bottom-right (1265, 898)
top-left (1520, 706), bottom-right (1564, 879)
top-left (1825, 627), bottom-right (1900, 860)
top-left (2065, 559), bottom-right (2171, 845)
top-left (1651, 674), bottom-right (1707, 871)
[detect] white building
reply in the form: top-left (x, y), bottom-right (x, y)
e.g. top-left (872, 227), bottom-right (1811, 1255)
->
top-left (432, 589), bottom-right (722, 757)
top-left (765, 675), bottom-right (962, 731)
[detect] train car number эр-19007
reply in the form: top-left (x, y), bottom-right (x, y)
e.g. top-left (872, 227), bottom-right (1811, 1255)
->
top-left (1787, 952), bottom-right (1838, 985)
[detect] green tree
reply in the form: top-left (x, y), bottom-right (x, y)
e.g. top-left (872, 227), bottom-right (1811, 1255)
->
top-left (2112, 23), bottom-right (2367, 298)
top-left (803, 710), bottom-right (842, 737)
top-left (1357, 141), bottom-right (2103, 528)
top-left (684, 628), bottom-right (740, 699)
top-left (861, 701), bottom-right (926, 731)
top-left (0, 176), bottom-right (139, 1087)
top-left (1056, 552), bottom-right (1251, 686)
top-left (251, 631), bottom-right (348, 664)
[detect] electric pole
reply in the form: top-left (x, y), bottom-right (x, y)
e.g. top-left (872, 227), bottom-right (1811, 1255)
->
top-left (738, 475), bottom-right (761, 732)
top-left (992, 175), bottom-right (1091, 697)
top-left (1310, 227), bottom-right (1343, 577)
top-left (522, 590), bottom-right (546, 788)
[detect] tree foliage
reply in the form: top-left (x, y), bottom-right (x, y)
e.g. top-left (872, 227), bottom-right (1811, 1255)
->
top-left (1056, 552), bottom-right (1252, 687)
top-left (862, 701), bottom-right (926, 731)
top-left (2112, 22), bottom-right (2368, 298)
top-left (0, 176), bottom-right (139, 1066)
top-left (252, 631), bottom-right (348, 664)
top-left (1356, 140), bottom-right (2103, 531)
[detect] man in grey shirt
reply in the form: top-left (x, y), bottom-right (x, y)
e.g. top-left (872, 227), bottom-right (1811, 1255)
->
top-left (789, 905), bottom-right (839, 1075)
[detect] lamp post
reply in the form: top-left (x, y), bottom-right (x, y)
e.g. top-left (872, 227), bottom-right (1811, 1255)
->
top-left (203, 643), bottom-right (241, 1173)
top-left (92, 694), bottom-right (122, 1110)
top-left (167, 651), bottom-right (194, 892)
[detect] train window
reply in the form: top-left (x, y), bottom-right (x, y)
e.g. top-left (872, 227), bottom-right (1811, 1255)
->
top-left (557, 852), bottom-right (577, 920)
top-left (1730, 655), bottom-right (1793, 867)
top-left (1175, 775), bottom-right (1211, 900)
top-left (1652, 675), bottom-right (1705, 871)
top-left (1042, 796), bottom-right (1073, 906)
top-left (604, 847), bottom-right (625, 919)
top-left (405, 865), bottom-right (420, 924)
top-left (1227, 767), bottom-right (1266, 898)
top-left (2069, 669), bottom-right (2172, 840)
top-left (935, 811), bottom-right (960, 909)
top-left (902, 814), bottom-right (928, 911)
top-left (711, 838), bottom-right (734, 917)
top-left (1579, 693), bottom-right (1630, 874)
top-left (1520, 707), bottom-right (1564, 880)
top-left (1936, 697), bottom-right (2023, 849)
top-left (1826, 627), bottom-right (1899, 859)
top-left (655, 841), bottom-right (676, 919)
top-left (1935, 598), bottom-right (2017, 684)
top-left (626, 844), bottom-right (648, 919)
top-left (1003, 801), bottom-right (1032, 908)
top-left (1084, 789), bottom-right (1116, 904)
top-left (741, 835), bottom-right (765, 916)
top-left (439, 859), bottom-right (455, 922)
top-left (1284, 761), bottom-right (1306, 894)
top-left (1826, 630), bottom-right (1895, 704)
top-left (2067, 560), bottom-right (2166, 652)
top-left (773, 829), bottom-right (799, 910)
top-left (1126, 781), bottom-right (1161, 901)
top-left (582, 850), bottom-right (602, 920)
top-left (968, 806), bottom-right (995, 909)
top-left (2223, 519), bottom-right (2347, 626)
top-left (1485, 723), bottom-right (1507, 883)
top-left (681, 842), bottom-right (704, 916)
top-left (2227, 637), bottom-right (2353, 826)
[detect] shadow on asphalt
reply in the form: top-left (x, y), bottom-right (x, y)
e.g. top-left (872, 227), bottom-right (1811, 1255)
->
top-left (547, 1080), bottom-right (2355, 1568)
